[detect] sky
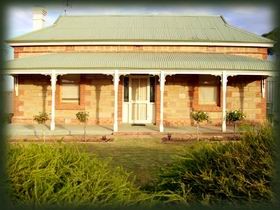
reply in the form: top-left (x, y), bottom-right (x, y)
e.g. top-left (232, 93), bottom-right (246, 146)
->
top-left (3, 3), bottom-right (275, 90)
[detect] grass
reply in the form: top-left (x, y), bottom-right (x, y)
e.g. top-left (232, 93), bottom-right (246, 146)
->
top-left (8, 123), bottom-right (274, 207)
top-left (8, 138), bottom-right (196, 207)
top-left (9, 138), bottom-right (197, 187)
top-left (82, 137), bottom-right (195, 186)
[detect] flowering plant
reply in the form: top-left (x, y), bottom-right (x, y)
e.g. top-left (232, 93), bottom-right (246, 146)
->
top-left (33, 112), bottom-right (49, 142)
top-left (33, 112), bottom-right (49, 124)
top-left (226, 110), bottom-right (246, 133)
top-left (76, 111), bottom-right (89, 141)
top-left (191, 111), bottom-right (209, 123)
top-left (226, 110), bottom-right (245, 122)
top-left (191, 111), bottom-right (209, 140)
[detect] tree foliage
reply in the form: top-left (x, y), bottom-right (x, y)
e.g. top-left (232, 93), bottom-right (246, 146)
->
top-left (262, 27), bottom-right (279, 55)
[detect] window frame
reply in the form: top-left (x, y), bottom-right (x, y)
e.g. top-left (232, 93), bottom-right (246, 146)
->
top-left (193, 75), bottom-right (222, 112)
top-left (61, 75), bottom-right (80, 103)
top-left (198, 85), bottom-right (219, 105)
top-left (56, 75), bottom-right (85, 110)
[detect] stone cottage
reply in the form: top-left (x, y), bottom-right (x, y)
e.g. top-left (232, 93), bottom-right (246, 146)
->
top-left (6, 8), bottom-right (274, 132)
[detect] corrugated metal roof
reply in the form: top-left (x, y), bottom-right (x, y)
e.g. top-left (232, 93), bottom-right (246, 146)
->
top-left (8, 15), bottom-right (272, 44)
top-left (6, 52), bottom-right (274, 71)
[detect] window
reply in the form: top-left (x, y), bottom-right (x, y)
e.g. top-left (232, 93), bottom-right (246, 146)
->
top-left (124, 76), bottom-right (129, 102)
top-left (61, 75), bottom-right (80, 104)
top-left (198, 75), bottom-right (219, 105)
top-left (150, 76), bottom-right (155, 102)
top-left (123, 76), bottom-right (155, 103)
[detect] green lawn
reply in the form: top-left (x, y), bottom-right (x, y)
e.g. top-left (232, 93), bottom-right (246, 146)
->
top-left (82, 137), bottom-right (196, 187)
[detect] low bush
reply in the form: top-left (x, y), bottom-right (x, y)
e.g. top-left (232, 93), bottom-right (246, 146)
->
top-left (153, 123), bottom-right (275, 205)
top-left (7, 143), bottom-right (153, 208)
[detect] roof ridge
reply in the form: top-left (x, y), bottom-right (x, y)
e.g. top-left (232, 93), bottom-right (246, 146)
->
top-left (7, 15), bottom-right (273, 45)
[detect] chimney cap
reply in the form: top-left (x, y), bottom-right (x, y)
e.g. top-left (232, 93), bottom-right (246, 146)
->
top-left (32, 7), bottom-right (47, 31)
top-left (32, 7), bottom-right (47, 16)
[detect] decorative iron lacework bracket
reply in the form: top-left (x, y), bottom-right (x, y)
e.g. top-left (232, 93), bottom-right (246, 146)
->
top-left (112, 70), bottom-right (120, 89)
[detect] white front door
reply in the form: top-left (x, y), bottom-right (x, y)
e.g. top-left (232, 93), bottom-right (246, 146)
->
top-left (129, 76), bottom-right (150, 124)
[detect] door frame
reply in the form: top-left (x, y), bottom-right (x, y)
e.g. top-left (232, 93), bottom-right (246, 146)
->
top-left (128, 75), bottom-right (151, 124)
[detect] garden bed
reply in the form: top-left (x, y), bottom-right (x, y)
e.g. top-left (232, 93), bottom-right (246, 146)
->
top-left (8, 135), bottom-right (114, 143)
top-left (161, 133), bottom-right (241, 143)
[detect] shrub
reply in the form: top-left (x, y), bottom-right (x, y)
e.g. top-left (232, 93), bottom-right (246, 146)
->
top-left (191, 111), bottom-right (209, 123)
top-left (76, 111), bottom-right (89, 141)
top-left (7, 143), bottom-right (153, 208)
top-left (33, 112), bottom-right (49, 124)
top-left (76, 111), bottom-right (89, 123)
top-left (154, 123), bottom-right (274, 205)
top-left (226, 110), bottom-right (246, 133)
top-left (33, 112), bottom-right (49, 142)
top-left (190, 111), bottom-right (209, 140)
top-left (2, 113), bottom-right (13, 124)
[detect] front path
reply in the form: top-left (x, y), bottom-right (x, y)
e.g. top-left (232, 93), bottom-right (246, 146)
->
top-left (7, 123), bottom-right (234, 139)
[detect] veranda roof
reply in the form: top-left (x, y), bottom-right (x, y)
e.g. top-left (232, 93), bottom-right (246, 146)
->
top-left (6, 53), bottom-right (274, 72)
top-left (8, 15), bottom-right (272, 44)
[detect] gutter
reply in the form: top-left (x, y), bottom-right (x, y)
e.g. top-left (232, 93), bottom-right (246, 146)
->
top-left (8, 41), bottom-right (274, 48)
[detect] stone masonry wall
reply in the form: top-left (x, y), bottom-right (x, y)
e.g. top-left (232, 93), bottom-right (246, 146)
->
top-left (12, 74), bottom-right (115, 125)
top-left (14, 45), bottom-right (268, 60)
top-left (13, 74), bottom-right (266, 126)
top-left (12, 75), bottom-right (52, 124)
top-left (161, 75), bottom-right (266, 126)
top-left (226, 76), bottom-right (266, 123)
top-left (163, 75), bottom-right (193, 126)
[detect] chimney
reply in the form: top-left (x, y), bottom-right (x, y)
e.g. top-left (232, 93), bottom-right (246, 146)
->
top-left (32, 8), bottom-right (47, 31)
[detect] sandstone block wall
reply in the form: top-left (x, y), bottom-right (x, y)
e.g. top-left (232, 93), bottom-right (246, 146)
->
top-left (163, 75), bottom-right (193, 126)
top-left (12, 75), bottom-right (52, 124)
top-left (160, 75), bottom-right (266, 126)
top-left (12, 75), bottom-right (115, 125)
top-left (13, 45), bottom-right (268, 60)
top-left (12, 74), bottom-right (266, 126)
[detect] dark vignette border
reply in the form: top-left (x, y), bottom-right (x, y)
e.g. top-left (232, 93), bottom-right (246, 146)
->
top-left (0, 0), bottom-right (279, 210)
